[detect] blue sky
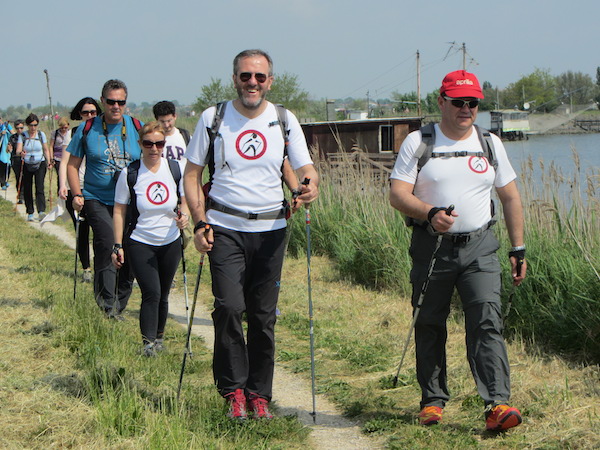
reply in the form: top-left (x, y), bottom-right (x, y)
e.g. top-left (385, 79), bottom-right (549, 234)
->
top-left (2, 0), bottom-right (598, 109)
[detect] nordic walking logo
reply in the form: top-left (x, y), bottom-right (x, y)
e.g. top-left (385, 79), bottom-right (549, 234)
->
top-left (236, 130), bottom-right (267, 160)
top-left (146, 181), bottom-right (169, 205)
top-left (468, 156), bottom-right (489, 174)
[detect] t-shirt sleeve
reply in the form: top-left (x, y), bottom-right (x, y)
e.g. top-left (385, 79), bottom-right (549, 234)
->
top-left (184, 108), bottom-right (214, 166)
top-left (286, 111), bottom-right (313, 170)
top-left (66, 124), bottom-right (85, 158)
top-left (390, 130), bottom-right (422, 184)
top-left (114, 167), bottom-right (130, 205)
top-left (490, 134), bottom-right (517, 188)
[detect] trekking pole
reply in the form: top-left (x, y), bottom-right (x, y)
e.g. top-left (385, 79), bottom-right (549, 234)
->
top-left (392, 205), bottom-right (454, 388)
top-left (502, 256), bottom-right (524, 322)
top-left (73, 211), bottom-right (81, 302)
top-left (177, 253), bottom-right (205, 402)
top-left (177, 206), bottom-right (192, 356)
top-left (14, 158), bottom-right (24, 213)
top-left (43, 69), bottom-right (56, 132)
top-left (48, 166), bottom-right (53, 209)
top-left (302, 177), bottom-right (317, 423)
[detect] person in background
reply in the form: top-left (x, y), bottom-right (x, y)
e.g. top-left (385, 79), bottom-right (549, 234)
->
top-left (112, 121), bottom-right (189, 356)
top-left (8, 119), bottom-right (25, 203)
top-left (16, 113), bottom-right (52, 221)
top-left (67, 80), bottom-right (142, 319)
top-left (184, 49), bottom-right (318, 421)
top-left (59, 97), bottom-right (102, 283)
top-left (49, 117), bottom-right (71, 195)
top-left (0, 116), bottom-right (14, 190)
top-left (152, 100), bottom-right (190, 171)
top-left (389, 70), bottom-right (526, 432)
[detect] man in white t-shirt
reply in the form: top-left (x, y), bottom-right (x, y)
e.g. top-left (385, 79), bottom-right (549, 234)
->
top-left (390, 70), bottom-right (527, 432)
top-left (153, 101), bottom-right (190, 171)
top-left (184, 49), bottom-right (318, 421)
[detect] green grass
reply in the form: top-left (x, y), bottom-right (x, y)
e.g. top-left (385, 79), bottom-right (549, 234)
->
top-left (0, 199), bottom-right (309, 449)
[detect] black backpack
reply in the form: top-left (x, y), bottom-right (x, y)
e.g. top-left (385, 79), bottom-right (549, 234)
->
top-left (125, 158), bottom-right (182, 235)
top-left (177, 127), bottom-right (191, 145)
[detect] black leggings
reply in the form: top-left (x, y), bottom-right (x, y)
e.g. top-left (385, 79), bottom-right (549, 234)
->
top-left (127, 237), bottom-right (182, 344)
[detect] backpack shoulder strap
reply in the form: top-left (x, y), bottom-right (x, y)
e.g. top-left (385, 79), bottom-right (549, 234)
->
top-left (206, 101), bottom-right (227, 182)
top-left (178, 127), bottom-right (191, 145)
top-left (414, 122), bottom-right (436, 172)
top-left (166, 158), bottom-right (182, 204)
top-left (474, 124), bottom-right (497, 171)
top-left (130, 116), bottom-right (143, 132)
top-left (274, 104), bottom-right (289, 158)
top-left (125, 159), bottom-right (141, 235)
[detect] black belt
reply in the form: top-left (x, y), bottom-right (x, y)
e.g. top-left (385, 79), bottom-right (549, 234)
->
top-left (207, 198), bottom-right (287, 220)
top-left (441, 220), bottom-right (495, 244)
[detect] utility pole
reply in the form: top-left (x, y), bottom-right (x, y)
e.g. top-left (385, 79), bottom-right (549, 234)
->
top-left (366, 90), bottom-right (370, 118)
top-left (417, 50), bottom-right (422, 117)
top-left (462, 43), bottom-right (466, 70)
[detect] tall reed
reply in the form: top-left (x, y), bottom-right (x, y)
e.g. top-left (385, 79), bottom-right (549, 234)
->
top-left (288, 145), bottom-right (600, 362)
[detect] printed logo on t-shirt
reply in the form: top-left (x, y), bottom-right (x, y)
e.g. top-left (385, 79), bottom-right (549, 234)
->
top-left (236, 130), bottom-right (267, 160)
top-left (163, 145), bottom-right (185, 161)
top-left (468, 156), bottom-right (489, 174)
top-left (146, 181), bottom-right (170, 205)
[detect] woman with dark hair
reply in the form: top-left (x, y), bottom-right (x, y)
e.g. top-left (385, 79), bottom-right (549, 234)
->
top-left (112, 121), bottom-right (189, 356)
top-left (59, 97), bottom-right (102, 282)
top-left (16, 113), bottom-right (52, 221)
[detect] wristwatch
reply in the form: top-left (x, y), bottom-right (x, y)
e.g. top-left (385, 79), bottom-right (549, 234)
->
top-left (193, 220), bottom-right (211, 234)
top-left (112, 243), bottom-right (123, 255)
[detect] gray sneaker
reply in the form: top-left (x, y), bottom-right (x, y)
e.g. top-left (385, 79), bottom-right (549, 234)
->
top-left (38, 212), bottom-right (46, 221)
top-left (154, 339), bottom-right (166, 353)
top-left (82, 269), bottom-right (92, 283)
top-left (142, 343), bottom-right (157, 357)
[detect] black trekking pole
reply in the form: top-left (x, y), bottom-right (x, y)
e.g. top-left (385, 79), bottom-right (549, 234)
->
top-left (302, 178), bottom-right (317, 423)
top-left (177, 207), bottom-right (193, 356)
top-left (73, 211), bottom-right (81, 302)
top-left (177, 253), bottom-right (205, 402)
top-left (392, 205), bottom-right (454, 388)
top-left (502, 255), bottom-right (524, 322)
top-left (13, 158), bottom-right (24, 213)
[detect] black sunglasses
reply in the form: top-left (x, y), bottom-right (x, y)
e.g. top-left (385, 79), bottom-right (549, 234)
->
top-left (105, 98), bottom-right (127, 106)
top-left (16, 126), bottom-right (24, 130)
top-left (444, 97), bottom-right (480, 109)
top-left (80, 110), bottom-right (97, 116)
top-left (239, 72), bottom-right (268, 83)
top-left (141, 139), bottom-right (166, 150)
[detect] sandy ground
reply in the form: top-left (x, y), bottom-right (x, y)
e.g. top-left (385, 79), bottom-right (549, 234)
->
top-left (6, 182), bottom-right (382, 450)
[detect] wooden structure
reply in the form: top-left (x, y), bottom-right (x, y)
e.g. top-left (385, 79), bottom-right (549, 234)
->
top-left (300, 117), bottom-right (422, 157)
top-left (490, 110), bottom-right (530, 140)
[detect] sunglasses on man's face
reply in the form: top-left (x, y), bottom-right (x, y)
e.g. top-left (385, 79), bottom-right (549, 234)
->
top-left (80, 110), bottom-right (97, 116)
top-left (29, 123), bottom-right (39, 127)
top-left (239, 72), bottom-right (268, 83)
top-left (16, 126), bottom-right (24, 130)
top-left (444, 97), bottom-right (480, 109)
top-left (141, 139), bottom-right (166, 150)
top-left (105, 98), bottom-right (126, 106)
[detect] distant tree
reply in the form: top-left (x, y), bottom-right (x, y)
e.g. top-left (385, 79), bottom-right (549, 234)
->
top-left (555, 71), bottom-right (597, 106)
top-left (502, 68), bottom-right (558, 112)
top-left (480, 81), bottom-right (497, 111)
top-left (391, 91), bottom-right (418, 115)
top-left (596, 67), bottom-right (600, 106)
top-left (268, 72), bottom-right (309, 114)
top-left (193, 78), bottom-right (236, 113)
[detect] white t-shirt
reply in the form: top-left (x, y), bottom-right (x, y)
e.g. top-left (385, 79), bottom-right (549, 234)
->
top-left (390, 124), bottom-right (516, 233)
top-left (114, 158), bottom-right (185, 246)
top-left (185, 101), bottom-right (313, 232)
top-left (163, 128), bottom-right (187, 172)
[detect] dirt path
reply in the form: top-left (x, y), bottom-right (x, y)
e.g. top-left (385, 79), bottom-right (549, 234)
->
top-left (8, 184), bottom-right (382, 450)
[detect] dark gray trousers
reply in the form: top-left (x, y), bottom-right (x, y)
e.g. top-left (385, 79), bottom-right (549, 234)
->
top-left (209, 225), bottom-right (286, 401)
top-left (409, 226), bottom-right (511, 408)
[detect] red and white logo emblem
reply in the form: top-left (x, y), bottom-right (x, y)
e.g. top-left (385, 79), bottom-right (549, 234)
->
top-left (468, 156), bottom-right (489, 174)
top-left (236, 130), bottom-right (267, 160)
top-left (146, 181), bottom-right (170, 205)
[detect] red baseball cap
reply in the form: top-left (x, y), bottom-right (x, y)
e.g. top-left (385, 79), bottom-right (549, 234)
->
top-left (440, 70), bottom-right (484, 99)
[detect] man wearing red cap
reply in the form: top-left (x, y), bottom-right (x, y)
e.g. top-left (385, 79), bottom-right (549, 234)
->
top-left (389, 70), bottom-right (526, 432)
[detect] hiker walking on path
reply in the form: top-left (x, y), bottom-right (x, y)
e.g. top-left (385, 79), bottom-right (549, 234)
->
top-left (112, 121), bottom-right (189, 356)
top-left (59, 98), bottom-right (102, 283)
top-left (389, 70), bottom-right (527, 432)
top-left (49, 117), bottom-right (71, 194)
top-left (153, 100), bottom-right (191, 171)
top-left (0, 116), bottom-right (14, 190)
top-left (67, 80), bottom-right (142, 320)
top-left (8, 120), bottom-right (25, 203)
top-left (16, 113), bottom-right (52, 222)
top-left (184, 49), bottom-right (318, 421)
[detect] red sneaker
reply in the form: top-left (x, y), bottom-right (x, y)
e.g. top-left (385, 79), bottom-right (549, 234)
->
top-left (248, 393), bottom-right (274, 419)
top-left (418, 406), bottom-right (443, 425)
top-left (485, 404), bottom-right (522, 431)
top-left (225, 389), bottom-right (247, 421)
